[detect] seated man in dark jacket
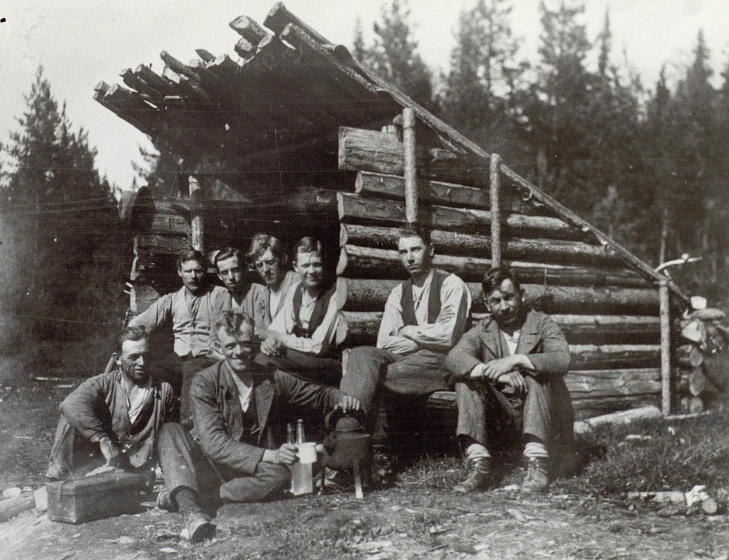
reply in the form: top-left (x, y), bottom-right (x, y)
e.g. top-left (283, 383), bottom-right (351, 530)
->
top-left (445, 267), bottom-right (574, 494)
top-left (46, 326), bottom-right (176, 481)
top-left (156, 311), bottom-right (359, 541)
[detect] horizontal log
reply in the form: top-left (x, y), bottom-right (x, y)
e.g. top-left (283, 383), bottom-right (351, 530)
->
top-left (426, 392), bottom-right (662, 422)
top-left (566, 368), bottom-right (661, 398)
top-left (340, 224), bottom-right (624, 268)
top-left (343, 312), bottom-right (660, 346)
top-left (339, 126), bottom-right (488, 187)
top-left (134, 233), bottom-right (191, 256)
top-left (338, 193), bottom-right (585, 241)
top-left (341, 279), bottom-right (660, 315)
top-left (356, 170), bottom-right (494, 209)
top-left (337, 245), bottom-right (650, 288)
top-left (574, 405), bottom-right (663, 435)
top-left (569, 344), bottom-right (660, 370)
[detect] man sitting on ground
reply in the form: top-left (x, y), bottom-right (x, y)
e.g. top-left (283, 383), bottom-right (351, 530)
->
top-left (445, 267), bottom-right (574, 494)
top-left (156, 311), bottom-right (359, 541)
top-left (46, 326), bottom-right (176, 481)
top-left (340, 226), bottom-right (472, 449)
top-left (256, 236), bottom-right (346, 386)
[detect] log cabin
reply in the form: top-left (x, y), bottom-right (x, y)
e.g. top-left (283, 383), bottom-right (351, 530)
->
top-left (96, 3), bottom-right (692, 427)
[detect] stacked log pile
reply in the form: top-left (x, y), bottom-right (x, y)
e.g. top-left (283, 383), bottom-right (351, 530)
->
top-left (675, 308), bottom-right (729, 413)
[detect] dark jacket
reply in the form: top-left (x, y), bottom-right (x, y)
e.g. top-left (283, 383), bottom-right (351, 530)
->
top-left (190, 360), bottom-right (346, 476)
top-left (47, 369), bottom-right (175, 478)
top-left (445, 309), bottom-right (571, 380)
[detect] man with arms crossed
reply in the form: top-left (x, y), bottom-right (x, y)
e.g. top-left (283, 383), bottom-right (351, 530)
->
top-left (341, 227), bottom-right (472, 434)
top-left (445, 267), bottom-right (574, 494)
top-left (156, 311), bottom-right (359, 541)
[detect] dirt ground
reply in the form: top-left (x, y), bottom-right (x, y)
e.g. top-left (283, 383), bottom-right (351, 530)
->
top-left (2, 379), bottom-right (729, 560)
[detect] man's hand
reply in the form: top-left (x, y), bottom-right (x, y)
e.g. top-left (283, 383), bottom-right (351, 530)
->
top-left (263, 443), bottom-right (298, 465)
top-left (469, 355), bottom-right (533, 382)
top-left (99, 436), bottom-right (121, 467)
top-left (398, 325), bottom-right (419, 341)
top-left (260, 336), bottom-right (284, 357)
top-left (497, 371), bottom-right (527, 395)
top-left (335, 395), bottom-right (361, 413)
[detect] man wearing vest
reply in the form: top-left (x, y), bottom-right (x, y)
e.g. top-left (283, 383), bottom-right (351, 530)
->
top-left (255, 237), bottom-right (346, 386)
top-left (128, 249), bottom-right (229, 401)
top-left (445, 267), bottom-right (574, 494)
top-left (242, 233), bottom-right (299, 338)
top-left (340, 227), bottom-right (472, 435)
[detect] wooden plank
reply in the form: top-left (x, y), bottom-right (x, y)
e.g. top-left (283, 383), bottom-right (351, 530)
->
top-left (340, 224), bottom-right (625, 268)
top-left (337, 245), bottom-right (651, 288)
top-left (342, 278), bottom-right (660, 315)
top-left (344, 312), bottom-right (660, 346)
top-left (566, 368), bottom-right (661, 398)
top-left (338, 192), bottom-right (585, 241)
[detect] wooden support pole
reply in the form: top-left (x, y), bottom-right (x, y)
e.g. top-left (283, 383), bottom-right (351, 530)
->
top-left (660, 279), bottom-right (672, 415)
top-left (490, 153), bottom-right (502, 267)
top-left (402, 108), bottom-right (418, 226)
top-left (189, 176), bottom-right (204, 253)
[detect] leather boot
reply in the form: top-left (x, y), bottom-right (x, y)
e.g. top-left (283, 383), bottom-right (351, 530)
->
top-left (453, 457), bottom-right (492, 493)
top-left (520, 457), bottom-right (549, 494)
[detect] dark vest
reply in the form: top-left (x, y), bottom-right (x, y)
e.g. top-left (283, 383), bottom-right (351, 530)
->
top-left (292, 283), bottom-right (335, 339)
top-left (401, 270), bottom-right (448, 327)
top-left (240, 392), bottom-right (260, 444)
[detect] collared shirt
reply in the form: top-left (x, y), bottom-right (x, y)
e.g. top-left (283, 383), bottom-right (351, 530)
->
top-left (244, 270), bottom-right (298, 337)
top-left (268, 280), bottom-right (346, 356)
top-left (129, 284), bottom-right (229, 358)
top-left (500, 329), bottom-right (521, 357)
top-left (123, 377), bottom-right (153, 425)
top-left (229, 371), bottom-right (254, 413)
top-left (377, 268), bottom-right (472, 356)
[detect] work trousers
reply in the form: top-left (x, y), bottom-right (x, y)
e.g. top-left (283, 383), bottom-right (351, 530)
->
top-left (157, 423), bottom-right (290, 504)
top-left (254, 349), bottom-right (341, 387)
top-left (341, 347), bottom-right (451, 413)
top-left (456, 374), bottom-right (566, 453)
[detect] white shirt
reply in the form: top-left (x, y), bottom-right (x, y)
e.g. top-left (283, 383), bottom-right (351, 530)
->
top-left (501, 329), bottom-right (521, 356)
top-left (229, 372), bottom-right (254, 413)
top-left (377, 269), bottom-right (472, 356)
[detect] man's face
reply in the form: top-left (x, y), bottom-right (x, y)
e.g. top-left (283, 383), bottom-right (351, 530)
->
top-left (117, 338), bottom-right (151, 385)
top-left (293, 251), bottom-right (323, 290)
top-left (178, 259), bottom-right (205, 294)
top-left (217, 255), bottom-right (245, 294)
top-left (217, 325), bottom-right (257, 373)
top-left (254, 248), bottom-right (284, 288)
top-left (397, 235), bottom-right (433, 278)
top-left (485, 279), bottom-right (525, 329)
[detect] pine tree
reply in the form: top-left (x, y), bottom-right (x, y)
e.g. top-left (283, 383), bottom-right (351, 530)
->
top-left (442, 0), bottom-right (525, 155)
top-left (0, 67), bottom-right (125, 344)
top-left (355, 0), bottom-right (436, 110)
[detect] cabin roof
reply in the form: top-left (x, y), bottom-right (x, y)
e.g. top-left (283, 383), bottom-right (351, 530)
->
top-left (95, 2), bottom-right (687, 301)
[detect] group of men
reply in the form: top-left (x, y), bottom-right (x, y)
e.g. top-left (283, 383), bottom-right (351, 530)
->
top-left (46, 227), bottom-right (573, 543)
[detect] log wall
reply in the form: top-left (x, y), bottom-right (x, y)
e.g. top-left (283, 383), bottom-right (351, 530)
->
top-left (336, 126), bottom-right (665, 419)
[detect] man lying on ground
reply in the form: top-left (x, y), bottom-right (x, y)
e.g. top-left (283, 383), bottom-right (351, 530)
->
top-left (46, 326), bottom-right (175, 481)
top-left (255, 236), bottom-right (346, 386)
top-left (445, 267), bottom-right (574, 494)
top-left (156, 311), bottom-right (359, 542)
